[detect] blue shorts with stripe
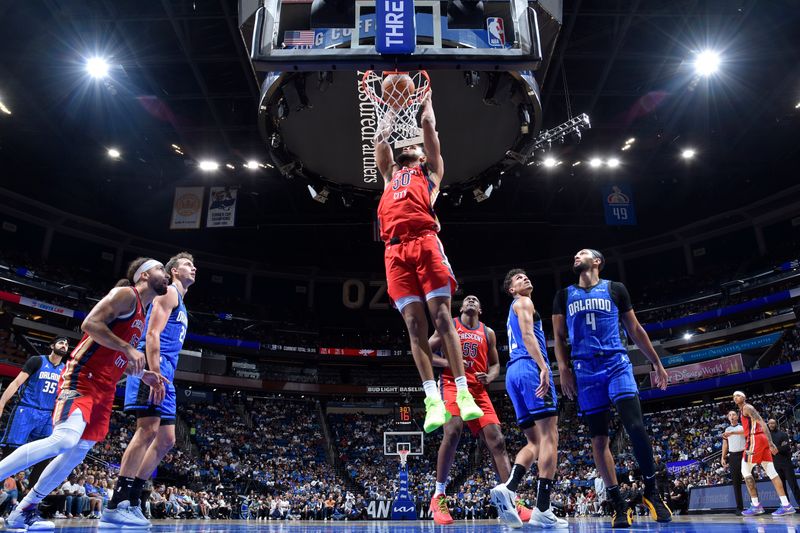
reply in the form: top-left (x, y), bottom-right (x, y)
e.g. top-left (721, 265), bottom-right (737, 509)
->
top-left (124, 376), bottom-right (176, 420)
top-left (505, 357), bottom-right (558, 427)
top-left (573, 352), bottom-right (638, 416)
top-left (0, 405), bottom-right (54, 447)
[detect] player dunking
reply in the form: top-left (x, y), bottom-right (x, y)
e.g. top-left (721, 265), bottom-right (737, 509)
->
top-left (728, 391), bottom-right (795, 516)
top-left (102, 252), bottom-right (196, 528)
top-left (375, 91), bottom-right (482, 433)
top-left (552, 249), bottom-right (671, 528)
top-left (0, 337), bottom-right (67, 486)
top-left (491, 269), bottom-right (567, 529)
top-left (427, 295), bottom-right (530, 524)
top-left (0, 258), bottom-right (168, 530)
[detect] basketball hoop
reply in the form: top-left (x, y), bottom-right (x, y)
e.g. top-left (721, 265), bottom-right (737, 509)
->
top-left (398, 449), bottom-right (410, 468)
top-left (362, 70), bottom-right (431, 148)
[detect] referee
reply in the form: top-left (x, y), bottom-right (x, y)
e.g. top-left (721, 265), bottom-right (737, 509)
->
top-left (721, 409), bottom-right (745, 513)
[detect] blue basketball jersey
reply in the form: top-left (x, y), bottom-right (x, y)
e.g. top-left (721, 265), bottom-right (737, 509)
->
top-left (507, 299), bottom-right (549, 366)
top-left (137, 284), bottom-right (188, 381)
top-left (563, 279), bottom-right (626, 360)
top-left (18, 356), bottom-right (64, 410)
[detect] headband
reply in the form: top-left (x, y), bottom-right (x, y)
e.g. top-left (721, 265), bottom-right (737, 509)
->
top-left (133, 259), bottom-right (163, 283)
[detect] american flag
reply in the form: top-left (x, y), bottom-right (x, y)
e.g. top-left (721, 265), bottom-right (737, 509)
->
top-left (283, 30), bottom-right (316, 48)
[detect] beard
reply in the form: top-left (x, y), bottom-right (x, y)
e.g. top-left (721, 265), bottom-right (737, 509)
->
top-left (572, 261), bottom-right (591, 274)
top-left (53, 347), bottom-right (69, 357)
top-left (152, 279), bottom-right (169, 296)
top-left (396, 152), bottom-right (420, 167)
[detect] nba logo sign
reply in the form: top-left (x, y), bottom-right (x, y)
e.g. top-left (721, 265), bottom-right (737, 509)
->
top-left (486, 17), bottom-right (505, 48)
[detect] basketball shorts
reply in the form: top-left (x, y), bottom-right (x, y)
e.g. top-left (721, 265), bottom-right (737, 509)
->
top-left (505, 358), bottom-right (557, 428)
top-left (441, 380), bottom-right (500, 435)
top-left (384, 232), bottom-right (457, 312)
top-left (52, 387), bottom-right (114, 442)
top-left (0, 405), bottom-right (54, 447)
top-left (746, 433), bottom-right (773, 464)
top-left (124, 374), bottom-right (177, 422)
top-left (573, 352), bottom-right (638, 416)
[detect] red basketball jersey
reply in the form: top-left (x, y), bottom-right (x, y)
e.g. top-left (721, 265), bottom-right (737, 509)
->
top-left (377, 164), bottom-right (440, 242)
top-left (441, 318), bottom-right (489, 386)
top-left (60, 287), bottom-right (145, 395)
top-left (741, 408), bottom-right (764, 438)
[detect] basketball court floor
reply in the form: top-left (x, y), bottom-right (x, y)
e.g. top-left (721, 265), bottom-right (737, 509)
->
top-left (33, 515), bottom-right (800, 532)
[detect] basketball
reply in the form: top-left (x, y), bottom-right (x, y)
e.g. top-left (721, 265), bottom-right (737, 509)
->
top-left (382, 73), bottom-right (416, 110)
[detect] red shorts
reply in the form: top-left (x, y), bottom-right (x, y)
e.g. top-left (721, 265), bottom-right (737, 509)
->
top-left (442, 381), bottom-right (500, 436)
top-left (384, 232), bottom-right (457, 310)
top-left (746, 433), bottom-right (773, 464)
top-left (52, 387), bottom-right (114, 443)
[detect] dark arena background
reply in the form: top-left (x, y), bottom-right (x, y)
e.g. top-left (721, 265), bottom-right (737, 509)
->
top-left (1, 0), bottom-right (800, 531)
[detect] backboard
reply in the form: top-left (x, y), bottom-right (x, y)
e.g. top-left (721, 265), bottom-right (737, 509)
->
top-left (239, 0), bottom-right (563, 197)
top-left (384, 431), bottom-right (424, 457)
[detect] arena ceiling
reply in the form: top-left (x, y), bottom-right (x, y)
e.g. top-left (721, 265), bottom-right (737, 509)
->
top-left (1, 0), bottom-right (799, 272)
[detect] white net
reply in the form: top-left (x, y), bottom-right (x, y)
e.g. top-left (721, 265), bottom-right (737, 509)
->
top-left (398, 449), bottom-right (410, 467)
top-left (362, 70), bottom-right (431, 148)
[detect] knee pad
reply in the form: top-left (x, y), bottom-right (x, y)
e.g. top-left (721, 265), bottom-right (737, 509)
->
top-left (741, 460), bottom-right (754, 478)
top-left (587, 411), bottom-right (611, 438)
top-left (762, 462), bottom-right (779, 479)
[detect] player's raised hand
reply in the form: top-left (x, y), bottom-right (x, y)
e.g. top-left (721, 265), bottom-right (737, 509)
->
top-left (536, 367), bottom-right (550, 398)
top-left (654, 365), bottom-right (669, 390)
top-left (559, 367), bottom-right (577, 400)
top-left (142, 371), bottom-right (170, 405)
top-left (124, 345), bottom-right (146, 377)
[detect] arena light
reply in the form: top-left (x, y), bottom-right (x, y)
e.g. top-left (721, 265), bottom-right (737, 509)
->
top-left (683, 333), bottom-right (693, 340)
top-left (607, 158), bottom-right (620, 168)
top-left (244, 160), bottom-right (260, 170)
top-left (589, 158), bottom-right (603, 168)
top-left (308, 184), bottom-right (330, 204)
top-left (0, 100), bottom-right (10, 115)
top-left (107, 148), bottom-right (121, 159)
top-left (795, 102), bottom-right (800, 109)
top-left (473, 184), bottom-right (493, 202)
top-left (86, 57), bottom-right (110, 79)
top-left (225, 163), bottom-right (235, 170)
top-left (681, 148), bottom-right (696, 160)
top-left (621, 144), bottom-right (631, 151)
top-left (625, 138), bottom-right (636, 145)
top-left (694, 50), bottom-right (721, 77)
top-left (198, 160), bottom-right (219, 171)
top-left (543, 157), bottom-right (558, 168)
top-left (572, 161), bottom-right (581, 167)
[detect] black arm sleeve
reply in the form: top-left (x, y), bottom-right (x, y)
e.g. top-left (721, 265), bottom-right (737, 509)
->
top-left (21, 356), bottom-right (42, 375)
top-left (610, 282), bottom-right (633, 313)
top-left (552, 289), bottom-right (567, 315)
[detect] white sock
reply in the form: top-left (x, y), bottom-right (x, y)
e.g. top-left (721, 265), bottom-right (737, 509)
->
top-left (435, 482), bottom-right (447, 496)
top-left (454, 375), bottom-right (468, 391)
top-left (780, 496), bottom-right (790, 506)
top-left (422, 380), bottom-right (439, 399)
top-left (751, 497), bottom-right (759, 506)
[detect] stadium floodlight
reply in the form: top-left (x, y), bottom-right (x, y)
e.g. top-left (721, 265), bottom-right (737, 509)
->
top-left (572, 161), bottom-right (581, 167)
top-left (245, 160), bottom-right (260, 170)
top-left (86, 57), bottom-right (110, 79)
top-left (107, 148), bottom-right (121, 159)
top-left (308, 184), bottom-right (330, 204)
top-left (0, 99), bottom-right (10, 115)
top-left (681, 148), bottom-right (696, 160)
top-left (795, 102), bottom-right (800, 109)
top-left (543, 157), bottom-right (557, 168)
top-left (473, 184), bottom-right (493, 202)
top-left (625, 138), bottom-right (636, 145)
top-left (683, 333), bottom-right (693, 340)
top-left (621, 144), bottom-right (631, 151)
top-left (198, 160), bottom-right (219, 171)
top-left (225, 163), bottom-right (235, 170)
top-left (607, 158), bottom-right (620, 168)
top-left (589, 158), bottom-right (603, 168)
top-left (694, 50), bottom-right (721, 77)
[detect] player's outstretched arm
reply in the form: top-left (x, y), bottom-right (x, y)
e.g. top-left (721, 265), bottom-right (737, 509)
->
top-left (375, 113), bottom-right (398, 184)
top-left (514, 297), bottom-right (550, 398)
top-left (0, 370), bottom-right (31, 415)
top-left (551, 313), bottom-right (576, 400)
top-left (428, 331), bottom-right (449, 367)
top-left (419, 92), bottom-right (444, 185)
top-left (82, 287), bottom-right (145, 376)
top-left (619, 309), bottom-right (668, 390)
top-left (477, 327), bottom-right (500, 385)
